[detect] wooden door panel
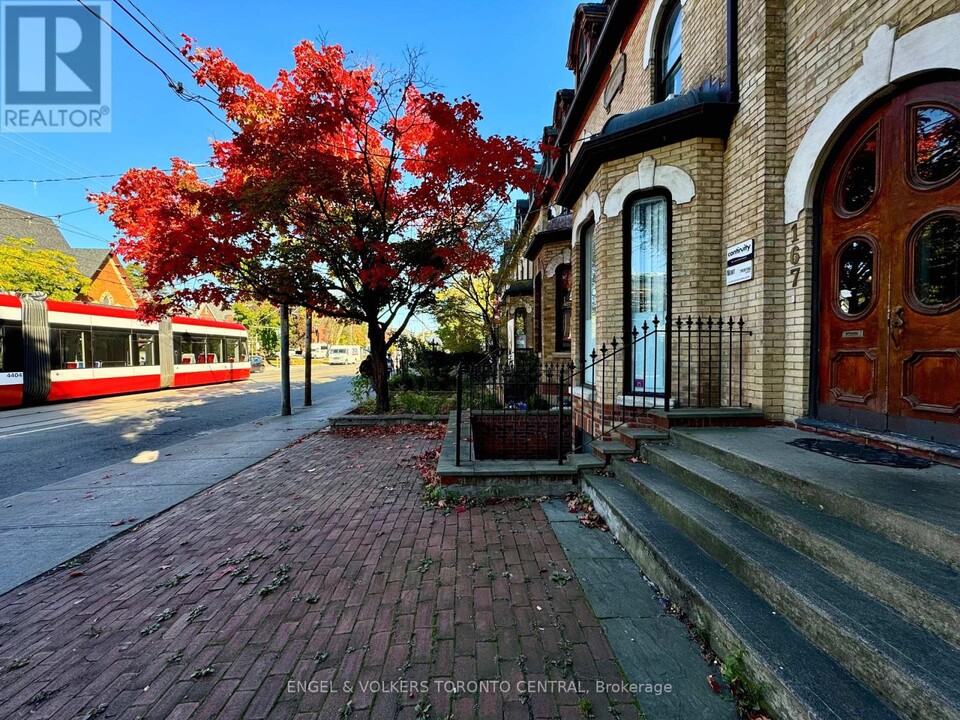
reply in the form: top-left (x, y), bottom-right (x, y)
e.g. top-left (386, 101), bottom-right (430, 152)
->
top-left (818, 107), bottom-right (888, 418)
top-left (827, 349), bottom-right (879, 405)
top-left (819, 79), bottom-right (960, 443)
top-left (902, 350), bottom-right (960, 415)
top-left (885, 83), bottom-right (960, 435)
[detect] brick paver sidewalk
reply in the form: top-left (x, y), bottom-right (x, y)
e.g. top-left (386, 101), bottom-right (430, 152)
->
top-left (0, 426), bottom-right (640, 720)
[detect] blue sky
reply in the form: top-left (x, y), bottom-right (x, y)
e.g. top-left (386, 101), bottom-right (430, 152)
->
top-left (0, 0), bottom-right (581, 251)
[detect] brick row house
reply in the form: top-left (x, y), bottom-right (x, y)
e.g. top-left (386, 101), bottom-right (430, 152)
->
top-left (502, 0), bottom-right (960, 447)
top-left (481, 2), bottom-right (960, 718)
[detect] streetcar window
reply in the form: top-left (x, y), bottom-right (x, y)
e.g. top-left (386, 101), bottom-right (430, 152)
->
top-left (239, 340), bottom-right (248, 362)
top-left (224, 337), bottom-right (239, 362)
top-left (92, 330), bottom-right (133, 368)
top-left (135, 333), bottom-right (158, 366)
top-left (206, 337), bottom-right (223, 364)
top-left (175, 334), bottom-right (207, 364)
top-left (51, 327), bottom-right (91, 370)
top-left (0, 322), bottom-right (23, 373)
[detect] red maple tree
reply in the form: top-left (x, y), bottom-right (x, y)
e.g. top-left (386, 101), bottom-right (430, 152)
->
top-left (92, 41), bottom-right (541, 411)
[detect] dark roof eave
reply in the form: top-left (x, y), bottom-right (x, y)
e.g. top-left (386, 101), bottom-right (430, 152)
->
top-left (557, 0), bottom-right (636, 147)
top-left (523, 227), bottom-right (572, 261)
top-left (503, 279), bottom-right (535, 298)
top-left (556, 99), bottom-right (739, 207)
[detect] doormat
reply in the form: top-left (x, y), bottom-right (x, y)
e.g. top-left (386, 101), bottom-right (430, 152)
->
top-left (787, 438), bottom-right (933, 469)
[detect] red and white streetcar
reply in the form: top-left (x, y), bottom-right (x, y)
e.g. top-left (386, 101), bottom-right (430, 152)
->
top-left (0, 294), bottom-right (250, 409)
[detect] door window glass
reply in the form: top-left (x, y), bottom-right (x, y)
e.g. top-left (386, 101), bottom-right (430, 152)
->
top-left (838, 128), bottom-right (878, 214)
top-left (914, 106), bottom-right (960, 185)
top-left (136, 333), bottom-right (158, 366)
top-left (912, 214), bottom-right (960, 309)
top-left (0, 322), bottom-right (23, 373)
top-left (836, 238), bottom-right (874, 317)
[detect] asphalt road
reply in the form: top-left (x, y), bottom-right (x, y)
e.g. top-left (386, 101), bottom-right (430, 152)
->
top-left (0, 363), bottom-right (356, 500)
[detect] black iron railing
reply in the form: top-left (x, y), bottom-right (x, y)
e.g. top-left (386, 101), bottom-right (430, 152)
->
top-left (569, 318), bottom-right (667, 453)
top-left (454, 314), bottom-right (752, 465)
top-left (455, 351), bottom-right (572, 466)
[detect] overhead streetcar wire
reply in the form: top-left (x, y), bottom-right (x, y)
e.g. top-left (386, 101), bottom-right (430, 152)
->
top-left (0, 134), bottom-right (112, 191)
top-left (0, 172), bottom-right (126, 184)
top-left (74, 0), bottom-right (233, 133)
top-left (113, 0), bottom-right (198, 76)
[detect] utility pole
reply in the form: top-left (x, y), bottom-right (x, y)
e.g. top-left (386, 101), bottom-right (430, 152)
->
top-left (304, 310), bottom-right (313, 407)
top-left (280, 303), bottom-right (292, 416)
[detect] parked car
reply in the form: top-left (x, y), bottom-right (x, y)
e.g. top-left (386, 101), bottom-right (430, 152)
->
top-left (249, 355), bottom-right (265, 372)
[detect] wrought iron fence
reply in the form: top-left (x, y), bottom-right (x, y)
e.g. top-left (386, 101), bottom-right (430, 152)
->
top-left (454, 314), bottom-right (752, 465)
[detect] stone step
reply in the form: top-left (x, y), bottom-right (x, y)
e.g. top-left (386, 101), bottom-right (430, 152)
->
top-left (615, 427), bottom-right (670, 452)
top-left (565, 452), bottom-right (605, 472)
top-left (796, 417), bottom-right (960, 469)
top-left (582, 473), bottom-right (899, 720)
top-left (671, 427), bottom-right (960, 569)
top-left (590, 439), bottom-right (633, 464)
top-left (645, 443), bottom-right (960, 648)
top-left (611, 459), bottom-right (960, 720)
top-left (647, 407), bottom-right (766, 430)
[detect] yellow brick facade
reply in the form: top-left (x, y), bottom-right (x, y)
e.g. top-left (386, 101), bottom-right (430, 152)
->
top-left (511, 0), bottom-right (960, 438)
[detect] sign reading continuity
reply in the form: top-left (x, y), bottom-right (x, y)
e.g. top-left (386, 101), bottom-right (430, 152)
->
top-left (726, 238), bottom-right (754, 286)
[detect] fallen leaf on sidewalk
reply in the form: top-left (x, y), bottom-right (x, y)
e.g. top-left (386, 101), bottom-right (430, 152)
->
top-left (69, 571), bottom-right (84, 578)
top-left (707, 675), bottom-right (722, 693)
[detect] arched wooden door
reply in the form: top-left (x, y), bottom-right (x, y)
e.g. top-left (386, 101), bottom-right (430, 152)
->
top-left (818, 80), bottom-right (960, 444)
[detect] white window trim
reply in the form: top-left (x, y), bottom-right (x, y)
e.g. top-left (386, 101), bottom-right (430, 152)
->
top-left (604, 157), bottom-right (695, 217)
top-left (785, 15), bottom-right (960, 221)
top-left (573, 192), bottom-right (602, 247)
top-left (643, 0), bottom-right (687, 70)
top-left (571, 386), bottom-right (594, 401)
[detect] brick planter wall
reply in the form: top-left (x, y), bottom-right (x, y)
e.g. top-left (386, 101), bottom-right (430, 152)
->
top-left (471, 411), bottom-right (572, 460)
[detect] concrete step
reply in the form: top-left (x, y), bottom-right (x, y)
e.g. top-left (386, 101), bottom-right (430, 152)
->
top-left (671, 427), bottom-right (960, 569)
top-left (796, 417), bottom-right (960, 469)
top-left (647, 407), bottom-right (766, 430)
top-left (615, 427), bottom-right (669, 452)
top-left (590, 440), bottom-right (633, 464)
top-left (565, 452), bottom-right (605, 472)
top-left (582, 473), bottom-right (899, 720)
top-left (612, 459), bottom-right (960, 720)
top-left (646, 443), bottom-right (960, 648)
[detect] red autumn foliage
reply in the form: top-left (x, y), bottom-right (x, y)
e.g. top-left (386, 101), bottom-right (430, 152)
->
top-left (92, 41), bottom-right (543, 411)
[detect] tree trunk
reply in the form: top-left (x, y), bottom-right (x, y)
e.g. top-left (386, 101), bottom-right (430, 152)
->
top-left (280, 303), bottom-right (292, 416)
top-left (367, 323), bottom-right (391, 413)
top-left (304, 310), bottom-right (312, 407)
